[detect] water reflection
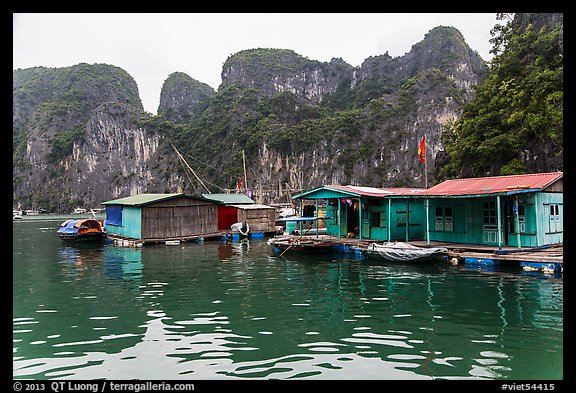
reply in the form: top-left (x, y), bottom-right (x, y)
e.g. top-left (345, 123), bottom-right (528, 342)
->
top-left (57, 245), bottom-right (103, 279)
top-left (13, 223), bottom-right (563, 380)
top-left (103, 247), bottom-right (144, 282)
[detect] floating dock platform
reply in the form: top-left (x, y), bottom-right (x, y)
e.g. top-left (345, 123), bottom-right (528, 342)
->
top-left (269, 234), bottom-right (563, 273)
top-left (106, 232), bottom-right (227, 247)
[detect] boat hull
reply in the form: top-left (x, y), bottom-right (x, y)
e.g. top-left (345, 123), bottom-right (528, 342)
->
top-left (269, 237), bottom-right (333, 253)
top-left (57, 218), bottom-right (106, 243)
top-left (356, 242), bottom-right (448, 262)
top-left (57, 232), bottom-right (106, 242)
top-left (273, 243), bottom-right (333, 253)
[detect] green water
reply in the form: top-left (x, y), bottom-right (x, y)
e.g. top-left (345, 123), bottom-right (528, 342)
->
top-left (13, 216), bottom-right (563, 380)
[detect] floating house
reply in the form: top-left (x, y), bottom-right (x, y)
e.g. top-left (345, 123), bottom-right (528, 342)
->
top-left (202, 193), bottom-right (277, 234)
top-left (292, 185), bottom-right (427, 241)
top-left (423, 172), bottom-right (563, 248)
top-left (292, 172), bottom-right (563, 248)
top-left (102, 193), bottom-right (220, 242)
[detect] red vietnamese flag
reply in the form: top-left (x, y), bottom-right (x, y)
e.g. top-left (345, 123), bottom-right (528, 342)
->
top-left (418, 136), bottom-right (426, 163)
top-left (236, 177), bottom-right (243, 190)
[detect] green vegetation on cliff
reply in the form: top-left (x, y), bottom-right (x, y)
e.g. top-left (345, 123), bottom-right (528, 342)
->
top-left (441, 13), bottom-right (563, 178)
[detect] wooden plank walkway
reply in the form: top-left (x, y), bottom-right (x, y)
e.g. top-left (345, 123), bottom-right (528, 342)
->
top-left (409, 241), bottom-right (563, 264)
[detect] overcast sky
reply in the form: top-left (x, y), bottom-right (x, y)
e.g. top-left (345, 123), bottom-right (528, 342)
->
top-left (13, 13), bottom-right (501, 114)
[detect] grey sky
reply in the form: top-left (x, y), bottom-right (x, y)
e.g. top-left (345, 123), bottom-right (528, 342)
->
top-left (13, 13), bottom-right (501, 114)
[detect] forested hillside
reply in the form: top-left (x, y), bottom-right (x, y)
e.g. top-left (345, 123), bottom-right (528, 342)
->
top-left (439, 13), bottom-right (563, 178)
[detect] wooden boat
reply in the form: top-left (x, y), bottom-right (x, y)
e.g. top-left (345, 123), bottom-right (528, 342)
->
top-left (267, 236), bottom-right (333, 254)
top-left (57, 219), bottom-right (105, 242)
top-left (355, 242), bottom-right (448, 262)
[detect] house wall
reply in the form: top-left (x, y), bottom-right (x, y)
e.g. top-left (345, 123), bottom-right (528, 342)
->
top-left (535, 192), bottom-right (563, 246)
top-left (105, 196), bottom-right (219, 240)
top-left (141, 197), bottom-right (218, 240)
top-left (363, 198), bottom-right (387, 240)
top-left (325, 201), bottom-right (342, 237)
top-left (428, 198), bottom-right (477, 244)
top-left (218, 206), bottom-right (239, 230)
top-left (105, 206), bottom-right (142, 239)
top-left (428, 192), bottom-right (563, 247)
top-left (237, 208), bottom-right (276, 232)
top-left (325, 198), bottom-right (426, 241)
top-left (505, 193), bottom-right (538, 247)
top-left (387, 199), bottom-right (425, 241)
top-left (428, 197), bottom-right (521, 246)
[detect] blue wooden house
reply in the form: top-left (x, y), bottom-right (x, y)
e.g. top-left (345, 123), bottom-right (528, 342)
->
top-left (102, 193), bottom-right (220, 242)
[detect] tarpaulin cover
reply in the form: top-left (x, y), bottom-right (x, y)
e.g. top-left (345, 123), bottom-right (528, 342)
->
top-left (105, 205), bottom-right (123, 226)
top-left (57, 220), bottom-right (79, 234)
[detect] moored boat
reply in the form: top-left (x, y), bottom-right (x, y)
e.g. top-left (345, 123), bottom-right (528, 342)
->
top-left (13, 209), bottom-right (23, 220)
top-left (57, 219), bottom-right (105, 242)
top-left (355, 241), bottom-right (448, 262)
top-left (268, 236), bottom-right (333, 254)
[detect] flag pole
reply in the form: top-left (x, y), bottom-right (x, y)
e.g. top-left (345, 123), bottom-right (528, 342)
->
top-left (242, 149), bottom-right (248, 193)
top-left (424, 137), bottom-right (428, 190)
top-left (424, 135), bottom-right (430, 245)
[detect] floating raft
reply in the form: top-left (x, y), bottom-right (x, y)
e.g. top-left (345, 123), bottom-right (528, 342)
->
top-left (106, 232), bottom-right (227, 246)
top-left (445, 243), bottom-right (563, 273)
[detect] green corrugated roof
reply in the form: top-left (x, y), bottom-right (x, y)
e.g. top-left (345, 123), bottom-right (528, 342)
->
top-left (102, 193), bottom-right (185, 206)
top-left (292, 186), bottom-right (360, 200)
top-left (201, 193), bottom-right (255, 204)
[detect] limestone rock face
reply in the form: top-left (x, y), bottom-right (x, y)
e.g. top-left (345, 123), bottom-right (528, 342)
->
top-left (158, 72), bottom-right (215, 123)
top-left (13, 23), bottom-right (515, 210)
top-left (13, 64), bottom-right (178, 211)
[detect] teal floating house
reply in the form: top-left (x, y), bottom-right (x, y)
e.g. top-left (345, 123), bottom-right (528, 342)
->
top-left (292, 186), bottom-right (428, 241)
top-left (423, 172), bottom-right (563, 248)
top-left (293, 172), bottom-right (563, 248)
top-left (102, 193), bottom-right (220, 242)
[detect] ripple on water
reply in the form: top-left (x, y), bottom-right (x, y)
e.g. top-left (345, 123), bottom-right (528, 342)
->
top-left (12, 229), bottom-right (564, 380)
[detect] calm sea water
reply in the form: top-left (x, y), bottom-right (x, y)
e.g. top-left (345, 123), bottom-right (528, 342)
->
top-left (13, 215), bottom-right (563, 380)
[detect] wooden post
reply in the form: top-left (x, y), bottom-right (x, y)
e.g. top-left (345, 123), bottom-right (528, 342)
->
top-left (315, 199), bottom-right (319, 239)
top-left (388, 199), bottom-right (391, 241)
top-left (299, 199), bottom-right (303, 234)
top-left (338, 198), bottom-right (342, 240)
top-left (425, 198), bottom-right (430, 246)
top-left (358, 198), bottom-right (362, 241)
top-left (497, 196), bottom-right (503, 250)
top-left (514, 197), bottom-right (522, 249)
top-left (405, 200), bottom-right (410, 242)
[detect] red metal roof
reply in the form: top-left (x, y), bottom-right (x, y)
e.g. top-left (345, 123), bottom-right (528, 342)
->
top-left (426, 172), bottom-right (563, 196)
top-left (328, 185), bottom-right (427, 197)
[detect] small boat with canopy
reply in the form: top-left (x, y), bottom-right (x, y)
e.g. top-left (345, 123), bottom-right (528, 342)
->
top-left (56, 219), bottom-right (105, 242)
